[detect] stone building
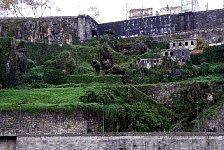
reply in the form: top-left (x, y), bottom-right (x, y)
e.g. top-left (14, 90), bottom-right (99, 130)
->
top-left (136, 58), bottom-right (161, 69)
top-left (129, 8), bottom-right (153, 19)
top-left (161, 48), bottom-right (190, 65)
top-left (169, 39), bottom-right (197, 50)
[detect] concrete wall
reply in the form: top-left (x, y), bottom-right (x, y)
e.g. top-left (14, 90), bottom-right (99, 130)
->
top-left (16, 133), bottom-right (224, 150)
top-left (0, 110), bottom-right (100, 136)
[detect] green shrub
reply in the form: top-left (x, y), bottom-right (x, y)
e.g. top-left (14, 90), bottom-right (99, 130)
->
top-left (67, 75), bottom-right (122, 84)
top-left (43, 69), bottom-right (67, 85)
top-left (26, 59), bottom-right (35, 69)
top-left (209, 63), bottom-right (224, 75)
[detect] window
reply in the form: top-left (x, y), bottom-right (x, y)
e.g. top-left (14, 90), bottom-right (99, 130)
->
top-left (154, 60), bottom-right (157, 64)
top-left (170, 52), bottom-right (173, 56)
top-left (173, 42), bottom-right (175, 47)
top-left (191, 41), bottom-right (194, 45)
top-left (185, 42), bottom-right (188, 46)
top-left (165, 52), bottom-right (168, 56)
top-left (182, 59), bottom-right (185, 62)
top-left (182, 51), bottom-right (185, 55)
top-left (179, 42), bottom-right (182, 46)
top-left (147, 60), bottom-right (150, 63)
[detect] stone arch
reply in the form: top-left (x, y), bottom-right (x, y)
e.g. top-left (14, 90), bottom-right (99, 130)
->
top-left (91, 29), bottom-right (98, 37)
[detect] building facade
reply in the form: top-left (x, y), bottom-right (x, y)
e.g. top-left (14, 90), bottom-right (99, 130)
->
top-left (129, 8), bottom-right (153, 19)
top-left (161, 48), bottom-right (191, 65)
top-left (169, 39), bottom-right (197, 50)
top-left (136, 58), bottom-right (161, 69)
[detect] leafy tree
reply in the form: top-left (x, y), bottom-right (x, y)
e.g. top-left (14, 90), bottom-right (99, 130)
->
top-left (86, 6), bottom-right (99, 19)
top-left (99, 43), bottom-right (113, 70)
top-left (55, 51), bottom-right (75, 74)
top-left (43, 69), bottom-right (67, 85)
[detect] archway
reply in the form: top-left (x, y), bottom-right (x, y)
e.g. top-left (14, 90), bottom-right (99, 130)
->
top-left (91, 29), bottom-right (98, 37)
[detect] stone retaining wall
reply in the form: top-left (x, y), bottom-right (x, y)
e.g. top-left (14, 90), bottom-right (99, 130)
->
top-left (16, 133), bottom-right (224, 150)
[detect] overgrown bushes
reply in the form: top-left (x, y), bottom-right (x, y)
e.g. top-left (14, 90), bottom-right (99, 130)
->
top-left (67, 75), bottom-right (122, 84)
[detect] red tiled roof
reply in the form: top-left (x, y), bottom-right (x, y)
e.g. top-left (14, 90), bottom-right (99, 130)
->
top-left (191, 50), bottom-right (204, 54)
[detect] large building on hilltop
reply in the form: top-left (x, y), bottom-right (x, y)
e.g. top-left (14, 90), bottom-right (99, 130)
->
top-left (0, 8), bottom-right (224, 44)
top-left (129, 8), bottom-right (153, 19)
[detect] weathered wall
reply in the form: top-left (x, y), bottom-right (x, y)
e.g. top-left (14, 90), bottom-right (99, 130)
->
top-left (1, 9), bottom-right (224, 44)
top-left (99, 9), bottom-right (224, 43)
top-left (0, 110), bottom-right (100, 136)
top-left (0, 137), bottom-right (16, 150)
top-left (16, 133), bottom-right (224, 150)
top-left (0, 15), bottom-right (99, 44)
top-left (137, 81), bottom-right (224, 104)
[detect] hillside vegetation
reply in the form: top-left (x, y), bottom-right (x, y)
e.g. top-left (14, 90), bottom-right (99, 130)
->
top-left (0, 35), bottom-right (224, 132)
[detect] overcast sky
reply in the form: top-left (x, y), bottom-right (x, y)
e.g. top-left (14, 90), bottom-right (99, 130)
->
top-left (51, 0), bottom-right (223, 23)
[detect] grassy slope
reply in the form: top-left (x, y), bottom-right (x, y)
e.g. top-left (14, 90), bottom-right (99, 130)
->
top-left (0, 75), bottom-right (222, 111)
top-left (0, 87), bottom-right (86, 110)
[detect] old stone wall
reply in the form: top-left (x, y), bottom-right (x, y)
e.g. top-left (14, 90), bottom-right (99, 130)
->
top-left (0, 137), bottom-right (16, 150)
top-left (0, 110), bottom-right (100, 136)
top-left (0, 15), bottom-right (99, 44)
top-left (99, 9), bottom-right (224, 43)
top-left (194, 9), bottom-right (224, 30)
top-left (138, 81), bottom-right (224, 104)
top-left (1, 9), bottom-right (224, 44)
top-left (16, 133), bottom-right (224, 150)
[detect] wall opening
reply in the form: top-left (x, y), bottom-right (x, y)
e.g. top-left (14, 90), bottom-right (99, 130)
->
top-left (92, 30), bottom-right (98, 37)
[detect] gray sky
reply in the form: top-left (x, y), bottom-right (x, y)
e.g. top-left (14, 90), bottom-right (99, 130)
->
top-left (52, 0), bottom-right (223, 23)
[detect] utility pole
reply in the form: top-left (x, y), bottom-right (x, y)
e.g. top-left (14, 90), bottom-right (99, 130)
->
top-left (205, 2), bottom-right (209, 11)
top-left (125, 0), bottom-right (128, 20)
top-left (196, 101), bottom-right (200, 132)
top-left (102, 103), bottom-right (105, 135)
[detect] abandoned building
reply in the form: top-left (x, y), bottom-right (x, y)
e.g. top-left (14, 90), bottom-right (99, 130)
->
top-left (136, 58), bottom-right (161, 69)
top-left (161, 48), bottom-right (190, 65)
top-left (169, 39), bottom-right (197, 50)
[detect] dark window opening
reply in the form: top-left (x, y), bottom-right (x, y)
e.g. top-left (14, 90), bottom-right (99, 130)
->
top-left (170, 52), bottom-right (173, 56)
top-left (182, 59), bottom-right (185, 62)
top-left (185, 42), bottom-right (188, 46)
top-left (92, 30), bottom-right (98, 37)
top-left (179, 42), bottom-right (182, 46)
top-left (191, 41), bottom-right (194, 45)
top-left (154, 60), bottom-right (156, 63)
top-left (147, 60), bottom-right (149, 63)
top-left (165, 52), bottom-right (168, 56)
top-left (182, 52), bottom-right (185, 55)
top-left (173, 42), bottom-right (175, 47)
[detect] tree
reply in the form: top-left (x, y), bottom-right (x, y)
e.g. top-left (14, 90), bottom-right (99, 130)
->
top-left (86, 6), bottom-right (99, 19)
top-left (0, 0), bottom-right (55, 17)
